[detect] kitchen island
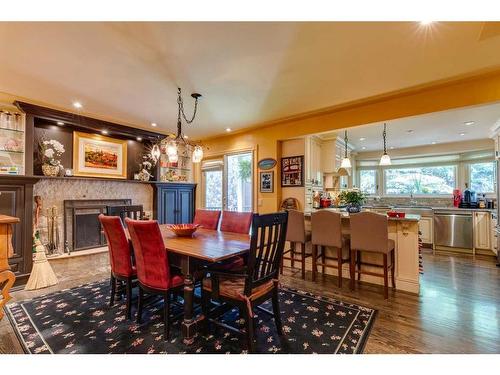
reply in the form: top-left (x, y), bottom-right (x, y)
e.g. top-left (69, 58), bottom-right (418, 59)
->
top-left (298, 209), bottom-right (421, 294)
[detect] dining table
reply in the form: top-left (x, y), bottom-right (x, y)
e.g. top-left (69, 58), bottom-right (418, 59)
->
top-left (158, 225), bottom-right (251, 345)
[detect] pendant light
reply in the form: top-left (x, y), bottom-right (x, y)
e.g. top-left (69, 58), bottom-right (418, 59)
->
top-left (379, 123), bottom-right (392, 166)
top-left (340, 130), bottom-right (352, 169)
top-left (192, 145), bottom-right (204, 163)
top-left (151, 143), bottom-right (161, 162)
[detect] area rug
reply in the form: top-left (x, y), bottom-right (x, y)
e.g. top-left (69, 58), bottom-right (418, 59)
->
top-left (6, 280), bottom-right (376, 354)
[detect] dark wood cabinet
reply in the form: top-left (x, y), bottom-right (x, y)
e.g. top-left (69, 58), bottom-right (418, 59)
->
top-left (0, 176), bottom-right (39, 285)
top-left (153, 183), bottom-right (196, 224)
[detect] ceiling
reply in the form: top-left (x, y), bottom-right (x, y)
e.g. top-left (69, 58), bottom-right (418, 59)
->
top-left (317, 102), bottom-right (500, 151)
top-left (2, 22), bottom-right (500, 139)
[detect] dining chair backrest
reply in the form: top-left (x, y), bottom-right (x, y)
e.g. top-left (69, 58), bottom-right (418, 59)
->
top-left (125, 218), bottom-right (171, 290)
top-left (107, 205), bottom-right (144, 226)
top-left (311, 210), bottom-right (343, 248)
top-left (193, 209), bottom-right (221, 230)
top-left (349, 211), bottom-right (389, 253)
top-left (285, 209), bottom-right (307, 243)
top-left (220, 210), bottom-right (253, 234)
top-left (245, 211), bottom-right (288, 295)
top-left (98, 214), bottom-right (134, 278)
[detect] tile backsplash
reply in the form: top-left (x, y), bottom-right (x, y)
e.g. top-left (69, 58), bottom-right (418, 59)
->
top-left (364, 196), bottom-right (496, 208)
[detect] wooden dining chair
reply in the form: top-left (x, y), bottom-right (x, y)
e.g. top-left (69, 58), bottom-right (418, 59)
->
top-left (311, 210), bottom-right (351, 287)
top-left (125, 218), bottom-right (185, 339)
top-left (281, 209), bottom-right (311, 280)
top-left (193, 209), bottom-right (221, 230)
top-left (106, 205), bottom-right (144, 226)
top-left (201, 211), bottom-right (288, 352)
top-left (98, 214), bottom-right (137, 319)
top-left (349, 212), bottom-right (396, 299)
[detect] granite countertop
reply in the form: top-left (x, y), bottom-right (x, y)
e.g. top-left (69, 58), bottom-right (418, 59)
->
top-left (304, 208), bottom-right (420, 222)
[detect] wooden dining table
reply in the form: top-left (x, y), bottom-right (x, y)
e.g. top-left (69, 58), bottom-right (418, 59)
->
top-left (158, 225), bottom-right (251, 344)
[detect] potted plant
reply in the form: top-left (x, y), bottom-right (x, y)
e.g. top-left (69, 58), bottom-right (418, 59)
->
top-left (339, 189), bottom-right (365, 213)
top-left (40, 139), bottom-right (65, 176)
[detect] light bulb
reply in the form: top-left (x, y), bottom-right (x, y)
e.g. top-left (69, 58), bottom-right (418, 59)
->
top-left (379, 153), bottom-right (392, 166)
top-left (166, 140), bottom-right (178, 162)
top-left (192, 145), bottom-right (203, 163)
top-left (340, 157), bottom-right (351, 169)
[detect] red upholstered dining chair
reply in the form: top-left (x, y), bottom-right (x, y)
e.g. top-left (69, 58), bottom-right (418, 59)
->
top-left (218, 210), bottom-right (253, 269)
top-left (201, 211), bottom-right (289, 352)
top-left (125, 218), bottom-right (184, 339)
top-left (193, 209), bottom-right (221, 230)
top-left (98, 214), bottom-right (136, 319)
top-left (220, 211), bottom-right (253, 234)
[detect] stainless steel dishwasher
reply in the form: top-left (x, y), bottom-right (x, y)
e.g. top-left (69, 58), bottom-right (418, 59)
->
top-left (434, 211), bottom-right (473, 249)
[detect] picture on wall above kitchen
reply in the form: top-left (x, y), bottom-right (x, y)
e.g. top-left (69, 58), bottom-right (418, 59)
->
top-left (281, 155), bottom-right (304, 187)
top-left (73, 131), bottom-right (128, 179)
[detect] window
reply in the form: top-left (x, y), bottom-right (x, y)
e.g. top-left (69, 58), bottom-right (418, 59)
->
top-left (470, 162), bottom-right (496, 193)
top-left (202, 152), bottom-right (253, 212)
top-left (384, 166), bottom-right (455, 195)
top-left (359, 170), bottom-right (377, 194)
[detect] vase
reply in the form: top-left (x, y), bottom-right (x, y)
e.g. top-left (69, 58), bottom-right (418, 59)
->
top-left (42, 164), bottom-right (60, 177)
top-left (138, 171), bottom-right (150, 182)
top-left (347, 203), bottom-right (361, 213)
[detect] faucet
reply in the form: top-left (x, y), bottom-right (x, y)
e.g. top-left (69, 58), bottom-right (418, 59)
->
top-left (409, 193), bottom-right (418, 206)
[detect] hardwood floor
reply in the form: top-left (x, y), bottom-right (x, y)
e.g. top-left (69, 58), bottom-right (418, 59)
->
top-left (0, 251), bottom-right (499, 353)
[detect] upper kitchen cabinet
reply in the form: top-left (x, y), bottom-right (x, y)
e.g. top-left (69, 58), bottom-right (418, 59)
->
top-left (305, 136), bottom-right (322, 185)
top-left (321, 136), bottom-right (355, 189)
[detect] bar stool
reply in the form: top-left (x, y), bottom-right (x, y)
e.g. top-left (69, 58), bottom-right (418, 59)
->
top-left (311, 210), bottom-right (350, 287)
top-left (281, 209), bottom-right (311, 279)
top-left (349, 212), bottom-right (396, 299)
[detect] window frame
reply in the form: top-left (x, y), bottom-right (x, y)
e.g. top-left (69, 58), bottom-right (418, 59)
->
top-left (468, 160), bottom-right (496, 196)
top-left (358, 168), bottom-right (378, 196)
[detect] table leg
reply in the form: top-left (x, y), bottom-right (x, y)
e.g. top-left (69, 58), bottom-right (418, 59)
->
top-left (181, 273), bottom-right (197, 345)
top-left (0, 270), bottom-right (15, 321)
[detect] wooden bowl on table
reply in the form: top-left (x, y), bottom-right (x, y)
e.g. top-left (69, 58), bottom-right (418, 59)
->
top-left (166, 223), bottom-right (201, 237)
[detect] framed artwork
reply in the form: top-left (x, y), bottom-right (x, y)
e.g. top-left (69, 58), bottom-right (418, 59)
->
top-left (281, 155), bottom-right (304, 187)
top-left (260, 171), bottom-right (274, 193)
top-left (73, 131), bottom-right (127, 179)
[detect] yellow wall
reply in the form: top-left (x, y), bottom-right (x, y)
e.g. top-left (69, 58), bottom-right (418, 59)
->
top-left (281, 138), bottom-right (306, 210)
top-left (199, 70), bottom-right (500, 213)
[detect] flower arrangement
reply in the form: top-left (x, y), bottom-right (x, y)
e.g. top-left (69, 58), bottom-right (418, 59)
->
top-left (339, 189), bottom-right (365, 213)
top-left (137, 154), bottom-right (155, 181)
top-left (39, 139), bottom-right (65, 176)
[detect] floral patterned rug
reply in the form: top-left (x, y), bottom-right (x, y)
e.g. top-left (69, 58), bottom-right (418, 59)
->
top-left (6, 280), bottom-right (376, 354)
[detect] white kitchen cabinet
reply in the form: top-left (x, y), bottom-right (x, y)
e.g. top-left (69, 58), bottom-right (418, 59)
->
top-left (474, 211), bottom-right (492, 250)
top-left (320, 139), bottom-right (336, 173)
top-left (418, 217), bottom-right (433, 244)
top-left (306, 136), bottom-right (322, 184)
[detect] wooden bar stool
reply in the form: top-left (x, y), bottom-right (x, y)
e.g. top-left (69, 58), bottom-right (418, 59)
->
top-left (281, 209), bottom-right (311, 279)
top-left (349, 212), bottom-right (396, 299)
top-left (311, 211), bottom-right (350, 287)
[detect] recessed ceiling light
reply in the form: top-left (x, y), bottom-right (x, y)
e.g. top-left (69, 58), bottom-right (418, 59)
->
top-left (432, 141), bottom-right (437, 145)
top-left (73, 101), bottom-right (82, 109)
top-left (460, 132), bottom-right (466, 136)
top-left (420, 21), bottom-right (434, 26)
top-left (56, 121), bottom-right (64, 126)
top-left (136, 137), bottom-right (142, 142)
top-left (464, 121), bottom-right (475, 126)
top-left (361, 146), bottom-right (366, 150)
top-left (390, 146), bottom-right (394, 150)
top-left (407, 130), bottom-right (414, 134)
top-left (225, 128), bottom-right (232, 132)
top-left (151, 122), bottom-right (157, 127)
top-left (359, 137), bottom-right (366, 141)
top-left (101, 130), bottom-right (108, 135)
top-left (183, 135), bottom-right (189, 139)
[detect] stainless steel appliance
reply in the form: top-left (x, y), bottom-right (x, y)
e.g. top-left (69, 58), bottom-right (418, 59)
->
top-left (434, 211), bottom-right (473, 249)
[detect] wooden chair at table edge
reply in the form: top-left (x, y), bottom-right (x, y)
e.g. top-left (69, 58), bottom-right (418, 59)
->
top-left (201, 211), bottom-right (288, 352)
top-left (310, 210), bottom-right (351, 287)
top-left (349, 211), bottom-right (396, 299)
top-left (125, 218), bottom-right (185, 340)
top-left (280, 209), bottom-right (311, 280)
top-left (98, 214), bottom-right (137, 320)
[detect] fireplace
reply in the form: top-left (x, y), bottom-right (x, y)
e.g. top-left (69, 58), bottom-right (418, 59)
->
top-left (64, 199), bottom-right (131, 252)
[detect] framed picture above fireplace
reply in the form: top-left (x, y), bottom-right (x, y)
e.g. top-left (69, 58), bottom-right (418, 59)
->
top-left (73, 131), bottom-right (128, 179)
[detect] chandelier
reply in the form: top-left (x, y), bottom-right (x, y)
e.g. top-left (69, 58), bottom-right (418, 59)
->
top-left (156, 87), bottom-right (204, 164)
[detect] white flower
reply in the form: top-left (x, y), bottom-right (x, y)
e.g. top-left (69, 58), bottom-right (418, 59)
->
top-left (44, 149), bottom-right (54, 158)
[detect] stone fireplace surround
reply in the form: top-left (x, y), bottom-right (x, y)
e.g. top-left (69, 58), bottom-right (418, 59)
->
top-left (34, 178), bottom-right (153, 254)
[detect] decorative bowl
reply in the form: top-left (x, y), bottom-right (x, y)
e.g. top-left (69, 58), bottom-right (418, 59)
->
top-left (166, 223), bottom-right (200, 237)
top-left (387, 211), bottom-right (405, 218)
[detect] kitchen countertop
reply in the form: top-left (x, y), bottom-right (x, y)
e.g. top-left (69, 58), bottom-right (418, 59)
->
top-left (363, 205), bottom-right (496, 213)
top-left (304, 208), bottom-right (420, 222)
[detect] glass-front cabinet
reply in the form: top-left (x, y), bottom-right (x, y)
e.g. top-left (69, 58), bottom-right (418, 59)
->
top-left (0, 103), bottom-right (25, 175)
top-left (159, 143), bottom-right (193, 182)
